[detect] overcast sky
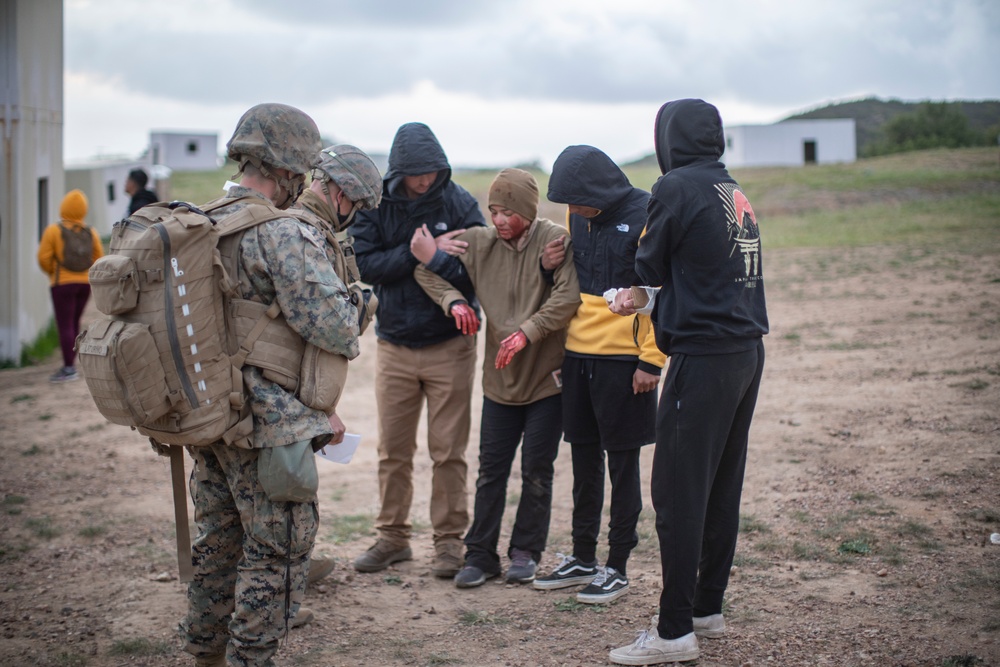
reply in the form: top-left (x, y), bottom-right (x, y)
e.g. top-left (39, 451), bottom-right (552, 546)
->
top-left (64, 0), bottom-right (1000, 170)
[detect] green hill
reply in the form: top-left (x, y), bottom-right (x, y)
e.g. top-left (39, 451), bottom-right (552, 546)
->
top-left (623, 97), bottom-right (1000, 168)
top-left (785, 97), bottom-right (1000, 155)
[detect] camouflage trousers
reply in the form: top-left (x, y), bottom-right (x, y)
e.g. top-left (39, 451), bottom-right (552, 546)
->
top-left (180, 444), bottom-right (318, 667)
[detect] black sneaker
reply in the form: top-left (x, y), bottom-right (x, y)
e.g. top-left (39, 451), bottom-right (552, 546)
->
top-left (532, 553), bottom-right (598, 590)
top-left (576, 565), bottom-right (628, 604)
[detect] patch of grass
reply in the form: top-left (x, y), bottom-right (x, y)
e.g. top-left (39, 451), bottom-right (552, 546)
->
top-left (789, 510), bottom-right (811, 523)
top-left (78, 524), bottom-right (108, 538)
top-left (383, 574), bottom-right (403, 585)
top-left (506, 491), bottom-right (521, 506)
top-left (751, 535), bottom-right (786, 555)
top-left (739, 514), bottom-right (770, 534)
top-left (52, 652), bottom-right (88, 667)
top-left (948, 378), bottom-right (989, 391)
top-left (0, 539), bottom-right (33, 564)
top-left (896, 519), bottom-right (932, 538)
top-left (960, 507), bottom-right (1000, 523)
top-left (25, 515), bottom-right (60, 539)
top-left (782, 332), bottom-right (801, 342)
top-left (11, 394), bottom-right (33, 403)
top-left (38, 413), bottom-right (54, 422)
top-left (427, 653), bottom-right (462, 666)
top-left (791, 541), bottom-right (825, 561)
top-left (850, 492), bottom-right (880, 503)
top-left (17, 319), bottom-right (60, 367)
top-left (941, 655), bottom-right (984, 667)
top-left (731, 552), bottom-right (766, 569)
top-left (324, 513), bottom-right (373, 544)
top-left (838, 535), bottom-right (875, 556)
top-left (457, 609), bottom-right (507, 626)
top-left (21, 444), bottom-right (41, 456)
top-left (107, 637), bottom-right (173, 657)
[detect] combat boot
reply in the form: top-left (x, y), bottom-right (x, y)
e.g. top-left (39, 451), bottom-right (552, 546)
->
top-left (194, 654), bottom-right (226, 667)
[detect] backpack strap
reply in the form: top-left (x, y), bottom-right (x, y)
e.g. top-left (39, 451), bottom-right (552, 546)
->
top-left (168, 445), bottom-right (194, 583)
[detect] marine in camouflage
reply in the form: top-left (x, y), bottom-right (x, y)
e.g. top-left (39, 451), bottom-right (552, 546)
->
top-left (181, 128), bottom-right (358, 664)
top-left (314, 144), bottom-right (383, 213)
top-left (181, 445), bottom-right (317, 667)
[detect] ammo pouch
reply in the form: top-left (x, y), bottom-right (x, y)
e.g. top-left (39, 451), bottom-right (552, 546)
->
top-left (231, 298), bottom-right (350, 414)
top-left (75, 318), bottom-right (175, 426)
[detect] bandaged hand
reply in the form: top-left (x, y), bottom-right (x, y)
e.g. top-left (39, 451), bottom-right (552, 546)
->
top-left (450, 302), bottom-right (480, 336)
top-left (495, 330), bottom-right (528, 369)
top-left (605, 288), bottom-right (636, 316)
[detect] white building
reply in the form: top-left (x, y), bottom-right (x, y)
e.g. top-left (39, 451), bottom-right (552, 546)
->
top-left (722, 119), bottom-right (856, 168)
top-left (65, 159), bottom-right (163, 236)
top-left (0, 0), bottom-right (64, 365)
top-left (149, 131), bottom-right (220, 171)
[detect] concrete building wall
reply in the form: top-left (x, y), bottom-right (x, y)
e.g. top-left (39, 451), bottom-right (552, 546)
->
top-left (65, 161), bottom-right (145, 235)
top-left (0, 0), bottom-right (64, 365)
top-left (150, 131), bottom-right (219, 171)
top-left (723, 119), bottom-right (856, 168)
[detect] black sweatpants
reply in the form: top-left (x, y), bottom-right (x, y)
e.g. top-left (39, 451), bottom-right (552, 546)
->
top-left (653, 341), bottom-right (765, 640)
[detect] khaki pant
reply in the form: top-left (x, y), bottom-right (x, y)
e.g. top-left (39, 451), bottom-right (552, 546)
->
top-left (375, 335), bottom-right (477, 546)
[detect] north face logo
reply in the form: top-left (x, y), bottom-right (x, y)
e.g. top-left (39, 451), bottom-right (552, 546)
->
top-left (617, 223), bottom-right (629, 233)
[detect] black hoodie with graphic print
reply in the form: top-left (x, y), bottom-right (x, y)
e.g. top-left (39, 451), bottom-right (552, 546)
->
top-left (352, 122), bottom-right (484, 348)
top-left (637, 99), bottom-right (768, 356)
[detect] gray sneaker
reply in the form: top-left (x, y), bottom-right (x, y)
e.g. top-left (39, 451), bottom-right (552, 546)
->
top-left (454, 564), bottom-right (498, 588)
top-left (353, 539), bottom-right (412, 572)
top-left (505, 548), bottom-right (537, 584)
top-left (49, 366), bottom-right (79, 383)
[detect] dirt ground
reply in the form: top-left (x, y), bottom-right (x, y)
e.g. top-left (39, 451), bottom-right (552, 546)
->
top-left (1, 241), bottom-right (998, 667)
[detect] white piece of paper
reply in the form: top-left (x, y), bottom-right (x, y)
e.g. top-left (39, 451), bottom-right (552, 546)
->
top-left (316, 433), bottom-right (361, 465)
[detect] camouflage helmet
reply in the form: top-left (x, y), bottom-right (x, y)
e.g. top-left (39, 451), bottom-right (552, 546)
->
top-left (226, 103), bottom-right (321, 176)
top-left (314, 144), bottom-right (383, 210)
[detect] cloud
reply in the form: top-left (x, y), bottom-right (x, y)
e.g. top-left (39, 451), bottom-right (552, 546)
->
top-left (63, 0), bottom-right (1000, 166)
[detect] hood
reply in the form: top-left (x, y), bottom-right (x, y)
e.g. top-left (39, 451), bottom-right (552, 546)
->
top-left (547, 145), bottom-right (634, 212)
top-left (654, 99), bottom-right (725, 174)
top-left (383, 122), bottom-right (452, 200)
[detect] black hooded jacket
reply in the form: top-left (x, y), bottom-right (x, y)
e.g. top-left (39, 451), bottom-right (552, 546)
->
top-left (352, 123), bottom-right (484, 347)
top-left (547, 145), bottom-right (663, 373)
top-left (637, 99), bottom-right (768, 355)
top-left (128, 188), bottom-right (158, 215)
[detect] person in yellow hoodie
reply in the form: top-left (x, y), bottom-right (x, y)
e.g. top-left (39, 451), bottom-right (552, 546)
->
top-left (411, 168), bottom-right (581, 588)
top-left (533, 145), bottom-right (666, 605)
top-left (37, 189), bottom-right (104, 383)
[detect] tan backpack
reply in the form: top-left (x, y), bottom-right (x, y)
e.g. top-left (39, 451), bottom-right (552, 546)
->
top-left (76, 197), bottom-right (351, 580)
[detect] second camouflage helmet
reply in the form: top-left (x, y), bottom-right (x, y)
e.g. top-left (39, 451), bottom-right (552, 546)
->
top-left (314, 145), bottom-right (383, 210)
top-left (226, 103), bottom-right (321, 176)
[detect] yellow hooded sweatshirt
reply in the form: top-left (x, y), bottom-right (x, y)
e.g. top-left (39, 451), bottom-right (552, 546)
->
top-left (37, 189), bottom-right (104, 286)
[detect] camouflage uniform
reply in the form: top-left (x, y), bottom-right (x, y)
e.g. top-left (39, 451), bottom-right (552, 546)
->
top-left (181, 105), bottom-right (356, 667)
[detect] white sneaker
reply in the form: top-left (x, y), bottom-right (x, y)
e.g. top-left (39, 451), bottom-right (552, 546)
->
top-left (649, 612), bottom-right (726, 638)
top-left (609, 629), bottom-right (699, 665)
top-left (693, 613), bottom-right (726, 638)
